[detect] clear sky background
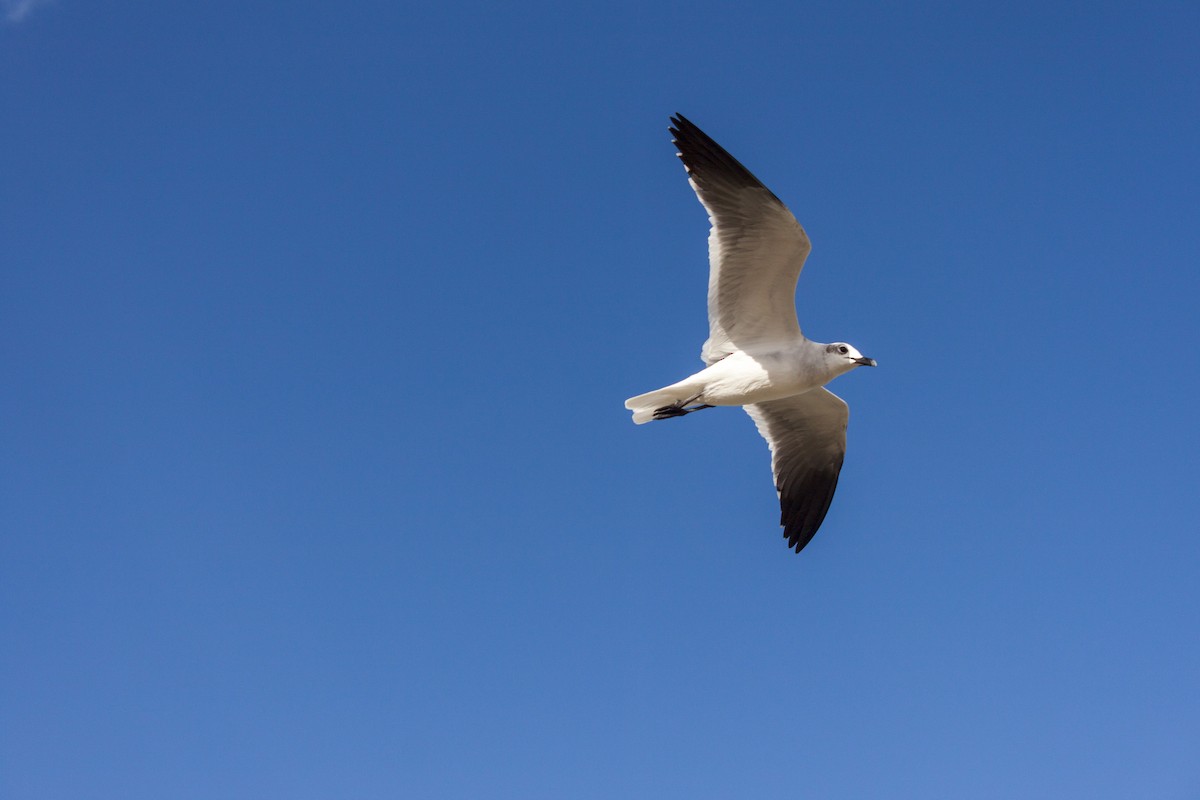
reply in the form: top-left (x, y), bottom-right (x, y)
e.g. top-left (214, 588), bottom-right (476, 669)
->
top-left (3, 2), bottom-right (1199, 798)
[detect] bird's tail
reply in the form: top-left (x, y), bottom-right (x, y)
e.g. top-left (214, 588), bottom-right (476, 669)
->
top-left (624, 386), bottom-right (689, 425)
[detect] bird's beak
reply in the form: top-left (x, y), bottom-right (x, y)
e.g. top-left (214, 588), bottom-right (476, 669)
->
top-left (853, 357), bottom-right (877, 367)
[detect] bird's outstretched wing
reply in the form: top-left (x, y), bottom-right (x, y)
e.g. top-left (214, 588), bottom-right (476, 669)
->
top-left (670, 114), bottom-right (812, 365)
top-left (743, 388), bottom-right (848, 553)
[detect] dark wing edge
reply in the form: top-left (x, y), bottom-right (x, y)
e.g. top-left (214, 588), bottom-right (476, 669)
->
top-left (669, 114), bottom-right (784, 204)
top-left (744, 390), bottom-right (849, 554)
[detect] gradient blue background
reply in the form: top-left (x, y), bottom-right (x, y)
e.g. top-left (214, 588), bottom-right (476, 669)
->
top-left (3, 2), bottom-right (1199, 798)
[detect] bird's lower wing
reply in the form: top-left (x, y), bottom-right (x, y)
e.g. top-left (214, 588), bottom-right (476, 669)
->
top-left (744, 388), bottom-right (849, 553)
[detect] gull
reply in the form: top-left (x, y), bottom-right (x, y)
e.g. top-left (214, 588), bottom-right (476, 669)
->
top-left (624, 114), bottom-right (876, 554)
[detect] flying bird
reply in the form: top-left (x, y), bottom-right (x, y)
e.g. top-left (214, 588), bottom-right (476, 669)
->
top-left (625, 115), bottom-right (876, 554)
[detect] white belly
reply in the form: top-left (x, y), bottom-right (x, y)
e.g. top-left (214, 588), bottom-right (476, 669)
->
top-left (692, 351), bottom-right (824, 406)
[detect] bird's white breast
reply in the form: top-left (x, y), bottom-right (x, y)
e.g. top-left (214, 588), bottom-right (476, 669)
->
top-left (697, 347), bottom-right (830, 406)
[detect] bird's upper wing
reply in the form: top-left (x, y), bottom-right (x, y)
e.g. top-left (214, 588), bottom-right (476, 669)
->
top-left (743, 388), bottom-right (849, 554)
top-left (670, 114), bottom-right (813, 366)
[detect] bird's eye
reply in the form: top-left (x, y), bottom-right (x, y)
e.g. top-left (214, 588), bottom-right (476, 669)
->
top-left (837, 346), bottom-right (848, 355)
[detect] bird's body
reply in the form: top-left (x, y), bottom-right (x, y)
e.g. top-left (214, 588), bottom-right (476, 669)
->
top-left (625, 115), bottom-right (876, 554)
top-left (626, 344), bottom-right (844, 423)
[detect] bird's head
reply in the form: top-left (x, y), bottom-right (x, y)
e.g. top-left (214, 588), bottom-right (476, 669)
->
top-left (825, 342), bottom-right (877, 373)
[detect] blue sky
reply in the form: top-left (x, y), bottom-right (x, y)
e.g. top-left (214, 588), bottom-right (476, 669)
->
top-left (3, 2), bottom-right (1199, 798)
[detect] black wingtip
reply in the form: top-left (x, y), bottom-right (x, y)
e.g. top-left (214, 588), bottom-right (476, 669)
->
top-left (665, 113), bottom-right (780, 201)
top-left (668, 113), bottom-right (704, 147)
top-left (667, 113), bottom-right (688, 144)
top-left (780, 469), bottom-right (842, 554)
